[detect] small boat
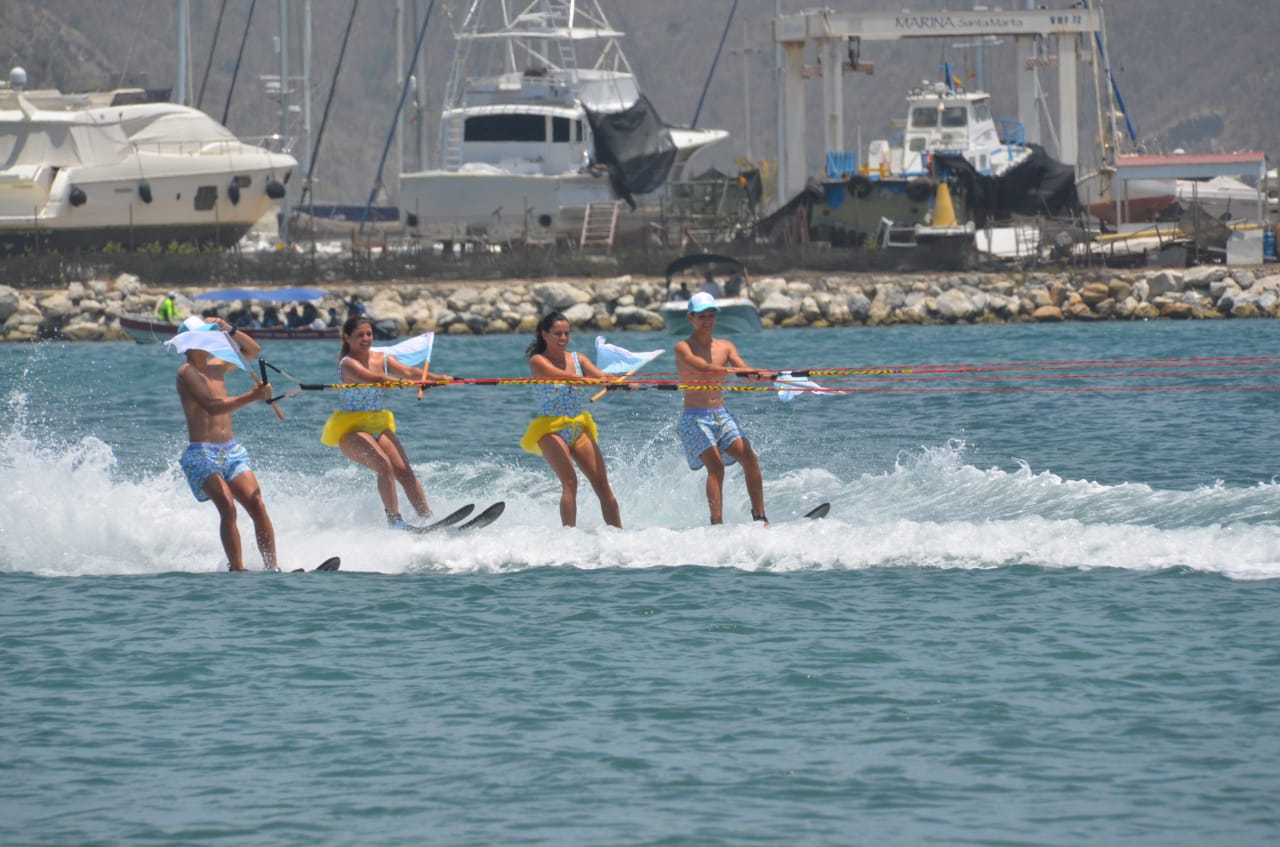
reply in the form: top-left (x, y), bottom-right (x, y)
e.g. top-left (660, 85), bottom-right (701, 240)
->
top-left (120, 286), bottom-right (343, 344)
top-left (1076, 166), bottom-right (1176, 225)
top-left (658, 254), bottom-right (761, 335)
top-left (120, 315), bottom-right (339, 344)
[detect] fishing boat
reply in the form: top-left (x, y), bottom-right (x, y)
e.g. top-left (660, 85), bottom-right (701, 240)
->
top-left (862, 75), bottom-right (1034, 181)
top-left (798, 72), bottom-right (1076, 258)
top-left (119, 287), bottom-right (341, 344)
top-left (658, 254), bottom-right (761, 335)
top-left (397, 0), bottom-right (727, 247)
top-left (0, 67), bottom-right (296, 254)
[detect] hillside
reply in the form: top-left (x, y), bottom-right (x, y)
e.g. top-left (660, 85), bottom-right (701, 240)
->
top-left (2, 0), bottom-right (1275, 210)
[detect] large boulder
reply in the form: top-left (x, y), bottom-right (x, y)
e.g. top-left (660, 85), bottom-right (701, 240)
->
top-left (936, 288), bottom-right (976, 322)
top-left (531, 281), bottom-right (592, 311)
top-left (0, 286), bottom-right (20, 322)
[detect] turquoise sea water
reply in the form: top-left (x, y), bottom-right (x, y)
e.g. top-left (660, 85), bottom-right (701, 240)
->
top-left (2, 320), bottom-right (1279, 846)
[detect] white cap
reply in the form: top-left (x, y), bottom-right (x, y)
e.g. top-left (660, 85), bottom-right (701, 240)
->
top-left (688, 291), bottom-right (719, 313)
top-left (181, 315), bottom-right (208, 332)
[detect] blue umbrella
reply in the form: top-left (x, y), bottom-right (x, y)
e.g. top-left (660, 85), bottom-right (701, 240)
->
top-left (193, 287), bottom-right (329, 302)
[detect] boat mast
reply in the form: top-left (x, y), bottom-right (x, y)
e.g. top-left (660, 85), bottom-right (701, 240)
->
top-left (277, 0), bottom-right (291, 244)
top-left (177, 0), bottom-right (190, 105)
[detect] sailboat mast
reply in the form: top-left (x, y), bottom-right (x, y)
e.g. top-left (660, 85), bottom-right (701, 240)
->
top-left (177, 0), bottom-right (190, 105)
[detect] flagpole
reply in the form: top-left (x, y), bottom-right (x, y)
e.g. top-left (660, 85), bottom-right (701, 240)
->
top-left (589, 365), bottom-right (642, 403)
top-left (416, 361), bottom-right (430, 400)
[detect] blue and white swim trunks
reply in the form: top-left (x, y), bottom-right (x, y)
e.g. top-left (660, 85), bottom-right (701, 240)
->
top-left (180, 440), bottom-right (252, 501)
top-left (678, 407), bottom-right (745, 470)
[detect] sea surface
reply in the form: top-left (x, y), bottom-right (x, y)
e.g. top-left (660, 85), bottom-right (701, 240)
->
top-left (2, 319), bottom-right (1279, 846)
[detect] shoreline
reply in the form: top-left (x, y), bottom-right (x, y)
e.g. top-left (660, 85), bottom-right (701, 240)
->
top-left (2, 265), bottom-right (1279, 342)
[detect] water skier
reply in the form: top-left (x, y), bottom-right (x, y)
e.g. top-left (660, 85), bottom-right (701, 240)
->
top-left (175, 317), bottom-right (278, 571)
top-left (321, 315), bottom-right (450, 530)
top-left (521, 312), bottom-right (624, 528)
top-left (674, 292), bottom-right (775, 526)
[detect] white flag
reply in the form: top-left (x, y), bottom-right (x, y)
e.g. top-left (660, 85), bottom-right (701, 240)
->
top-left (595, 336), bottom-right (664, 375)
top-left (165, 325), bottom-right (250, 371)
top-left (374, 332), bottom-right (434, 368)
top-left (774, 372), bottom-right (835, 403)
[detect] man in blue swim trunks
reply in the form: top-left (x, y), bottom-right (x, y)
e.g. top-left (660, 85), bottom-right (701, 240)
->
top-left (675, 292), bottom-right (777, 526)
top-left (175, 317), bottom-right (278, 571)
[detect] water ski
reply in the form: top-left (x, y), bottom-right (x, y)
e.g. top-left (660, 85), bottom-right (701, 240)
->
top-left (804, 502), bottom-right (831, 520)
top-left (407, 502), bottom-right (504, 534)
top-left (406, 504), bottom-right (475, 534)
top-left (289, 557), bottom-right (342, 573)
top-left (459, 501), bottom-right (505, 531)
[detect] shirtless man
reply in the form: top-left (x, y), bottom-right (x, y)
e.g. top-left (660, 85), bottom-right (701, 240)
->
top-left (674, 292), bottom-right (777, 526)
top-left (175, 317), bottom-right (277, 571)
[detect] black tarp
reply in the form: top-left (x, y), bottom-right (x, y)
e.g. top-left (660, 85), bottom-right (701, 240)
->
top-left (934, 145), bottom-right (1080, 226)
top-left (585, 95), bottom-right (677, 209)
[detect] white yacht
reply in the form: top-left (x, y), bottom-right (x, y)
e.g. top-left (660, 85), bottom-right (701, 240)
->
top-left (0, 67), bottom-right (296, 253)
top-left (398, 0), bottom-right (727, 246)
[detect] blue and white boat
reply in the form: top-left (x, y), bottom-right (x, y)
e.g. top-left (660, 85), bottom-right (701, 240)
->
top-left (658, 254), bottom-right (761, 335)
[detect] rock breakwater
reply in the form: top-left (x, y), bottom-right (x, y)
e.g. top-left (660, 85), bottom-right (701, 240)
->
top-left (2, 265), bottom-right (1279, 342)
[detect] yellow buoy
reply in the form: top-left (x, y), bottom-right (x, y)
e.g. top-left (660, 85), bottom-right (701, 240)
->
top-left (933, 181), bottom-right (957, 227)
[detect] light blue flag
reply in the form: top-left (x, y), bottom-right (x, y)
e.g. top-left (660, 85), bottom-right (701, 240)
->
top-left (373, 332), bottom-right (435, 368)
top-left (165, 319), bottom-right (250, 371)
top-left (595, 336), bottom-right (664, 375)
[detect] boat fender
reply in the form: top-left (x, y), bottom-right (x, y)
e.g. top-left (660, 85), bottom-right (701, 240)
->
top-left (227, 181), bottom-right (240, 205)
top-left (906, 177), bottom-right (934, 204)
top-left (847, 174), bottom-right (873, 199)
top-left (537, 214), bottom-right (553, 228)
top-left (138, 181), bottom-right (153, 204)
top-left (265, 179), bottom-right (286, 200)
top-left (69, 185), bottom-right (87, 207)
top-left (405, 212), bottom-right (419, 228)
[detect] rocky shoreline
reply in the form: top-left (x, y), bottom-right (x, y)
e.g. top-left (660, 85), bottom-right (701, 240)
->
top-left (2, 265), bottom-right (1279, 342)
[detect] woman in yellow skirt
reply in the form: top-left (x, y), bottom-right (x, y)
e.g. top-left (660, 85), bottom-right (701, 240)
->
top-left (522, 312), bottom-right (624, 528)
top-left (321, 316), bottom-right (449, 529)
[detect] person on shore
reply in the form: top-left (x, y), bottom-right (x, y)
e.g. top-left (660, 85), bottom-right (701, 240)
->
top-left (156, 291), bottom-right (180, 325)
top-left (521, 312), bottom-right (624, 528)
top-left (674, 292), bottom-right (775, 526)
top-left (321, 315), bottom-right (449, 529)
top-left (174, 317), bottom-right (279, 571)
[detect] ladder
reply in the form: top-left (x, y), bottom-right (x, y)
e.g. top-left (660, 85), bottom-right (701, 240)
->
top-left (550, 0), bottom-right (580, 81)
top-left (442, 118), bottom-right (465, 171)
top-left (579, 201), bottom-right (622, 251)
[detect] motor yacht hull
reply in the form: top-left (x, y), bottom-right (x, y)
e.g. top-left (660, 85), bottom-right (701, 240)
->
top-left (0, 88), bottom-right (295, 254)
